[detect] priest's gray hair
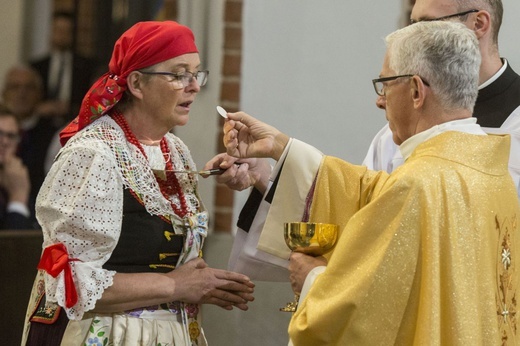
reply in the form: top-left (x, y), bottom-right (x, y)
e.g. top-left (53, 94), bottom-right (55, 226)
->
top-left (386, 21), bottom-right (480, 112)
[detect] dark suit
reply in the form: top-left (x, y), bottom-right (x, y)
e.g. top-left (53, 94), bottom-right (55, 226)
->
top-left (0, 188), bottom-right (33, 230)
top-left (31, 53), bottom-right (99, 119)
top-left (18, 116), bottom-right (61, 226)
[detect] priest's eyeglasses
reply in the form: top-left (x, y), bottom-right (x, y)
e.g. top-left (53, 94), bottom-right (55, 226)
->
top-left (372, 74), bottom-right (430, 96)
top-left (139, 70), bottom-right (209, 89)
top-left (410, 9), bottom-right (479, 24)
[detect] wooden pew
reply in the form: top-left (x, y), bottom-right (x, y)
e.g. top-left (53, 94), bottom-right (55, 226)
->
top-left (0, 230), bottom-right (43, 345)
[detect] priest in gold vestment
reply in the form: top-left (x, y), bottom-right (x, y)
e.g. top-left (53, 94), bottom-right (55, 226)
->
top-left (208, 21), bottom-right (520, 345)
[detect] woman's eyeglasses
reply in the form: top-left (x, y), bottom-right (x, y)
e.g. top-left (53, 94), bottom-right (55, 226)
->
top-left (139, 70), bottom-right (209, 89)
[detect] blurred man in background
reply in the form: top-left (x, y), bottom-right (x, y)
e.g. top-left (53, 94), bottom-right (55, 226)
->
top-left (30, 11), bottom-right (98, 120)
top-left (0, 107), bottom-right (32, 229)
top-left (2, 64), bottom-right (62, 224)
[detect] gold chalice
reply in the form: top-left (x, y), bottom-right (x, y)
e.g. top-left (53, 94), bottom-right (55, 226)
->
top-left (280, 222), bottom-right (339, 312)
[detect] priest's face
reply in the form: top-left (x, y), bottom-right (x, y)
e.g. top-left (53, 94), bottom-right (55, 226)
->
top-left (375, 53), bottom-right (417, 146)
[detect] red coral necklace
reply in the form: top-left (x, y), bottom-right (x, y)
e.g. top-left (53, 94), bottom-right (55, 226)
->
top-left (111, 110), bottom-right (188, 218)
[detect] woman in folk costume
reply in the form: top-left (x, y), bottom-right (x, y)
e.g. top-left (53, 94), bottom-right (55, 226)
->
top-left (22, 21), bottom-right (254, 346)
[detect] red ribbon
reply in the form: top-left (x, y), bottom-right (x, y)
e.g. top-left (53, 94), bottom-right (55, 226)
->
top-left (37, 243), bottom-right (79, 308)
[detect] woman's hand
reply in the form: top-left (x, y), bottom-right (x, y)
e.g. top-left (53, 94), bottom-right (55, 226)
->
top-left (203, 153), bottom-right (272, 193)
top-left (96, 258), bottom-right (255, 313)
top-left (166, 258), bottom-right (255, 311)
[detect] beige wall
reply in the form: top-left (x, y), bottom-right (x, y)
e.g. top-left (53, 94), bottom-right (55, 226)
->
top-left (0, 1), bottom-right (25, 84)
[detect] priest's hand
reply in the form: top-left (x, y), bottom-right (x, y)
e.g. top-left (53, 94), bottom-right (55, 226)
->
top-left (224, 111), bottom-right (290, 161)
top-left (288, 252), bottom-right (327, 294)
top-left (203, 153), bottom-right (272, 193)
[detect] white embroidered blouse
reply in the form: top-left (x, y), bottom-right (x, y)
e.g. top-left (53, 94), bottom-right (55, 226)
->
top-left (36, 116), bottom-right (206, 320)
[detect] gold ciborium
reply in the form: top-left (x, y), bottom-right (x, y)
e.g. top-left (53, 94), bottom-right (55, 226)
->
top-left (280, 222), bottom-right (338, 312)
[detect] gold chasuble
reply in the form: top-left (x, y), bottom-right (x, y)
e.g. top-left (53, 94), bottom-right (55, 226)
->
top-left (282, 132), bottom-right (519, 345)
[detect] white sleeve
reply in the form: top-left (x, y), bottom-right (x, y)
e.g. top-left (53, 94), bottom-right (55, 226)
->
top-left (257, 139), bottom-right (323, 258)
top-left (36, 144), bottom-right (123, 320)
top-left (483, 106), bottom-right (520, 199)
top-left (227, 139), bottom-right (323, 281)
top-left (227, 180), bottom-right (293, 281)
top-left (298, 265), bottom-right (326, 302)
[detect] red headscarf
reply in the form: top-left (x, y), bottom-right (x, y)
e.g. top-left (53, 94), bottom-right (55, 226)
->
top-left (59, 21), bottom-right (198, 146)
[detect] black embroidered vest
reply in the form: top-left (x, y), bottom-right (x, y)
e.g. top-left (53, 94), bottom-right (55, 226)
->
top-left (103, 189), bottom-right (184, 273)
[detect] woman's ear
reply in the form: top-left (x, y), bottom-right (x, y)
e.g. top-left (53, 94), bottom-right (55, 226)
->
top-left (126, 71), bottom-right (144, 100)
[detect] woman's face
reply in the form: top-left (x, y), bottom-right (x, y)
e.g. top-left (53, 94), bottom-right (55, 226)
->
top-left (139, 53), bottom-right (202, 130)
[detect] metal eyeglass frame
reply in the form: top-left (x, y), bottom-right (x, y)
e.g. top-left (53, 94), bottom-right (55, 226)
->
top-left (139, 70), bottom-right (209, 89)
top-left (410, 9), bottom-right (479, 24)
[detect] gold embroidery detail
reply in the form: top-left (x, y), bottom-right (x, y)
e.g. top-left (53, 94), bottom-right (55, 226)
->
top-left (496, 214), bottom-right (518, 344)
top-left (159, 252), bottom-right (180, 260)
top-left (164, 230), bottom-right (174, 241)
top-left (189, 320), bottom-right (201, 341)
top-left (164, 230), bottom-right (183, 241)
top-left (149, 264), bottom-right (176, 270)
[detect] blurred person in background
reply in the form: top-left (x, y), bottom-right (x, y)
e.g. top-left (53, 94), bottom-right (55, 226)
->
top-left (0, 107), bottom-right (32, 230)
top-left (31, 10), bottom-right (98, 120)
top-left (2, 64), bottom-right (63, 223)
